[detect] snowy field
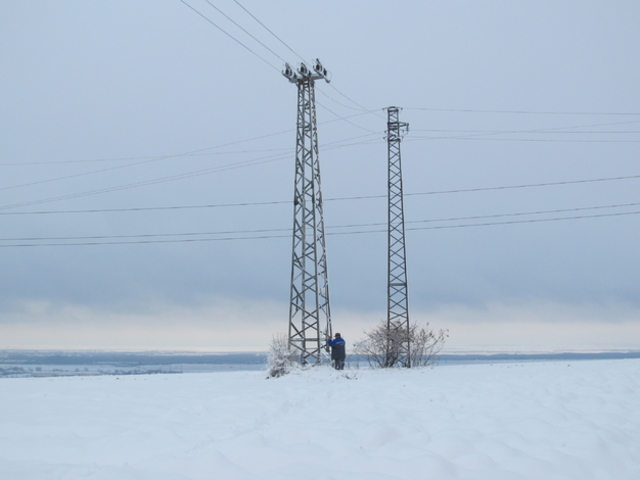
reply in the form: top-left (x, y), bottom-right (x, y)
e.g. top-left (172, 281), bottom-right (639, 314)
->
top-left (1, 359), bottom-right (639, 480)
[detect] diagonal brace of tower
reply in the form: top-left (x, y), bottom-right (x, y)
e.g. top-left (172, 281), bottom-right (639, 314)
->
top-left (386, 106), bottom-right (411, 367)
top-left (283, 60), bottom-right (332, 365)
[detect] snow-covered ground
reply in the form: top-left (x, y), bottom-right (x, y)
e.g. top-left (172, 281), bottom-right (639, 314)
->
top-left (1, 359), bottom-right (639, 479)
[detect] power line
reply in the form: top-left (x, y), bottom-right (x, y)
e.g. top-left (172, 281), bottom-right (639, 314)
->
top-left (203, 0), bottom-right (286, 63)
top-left (0, 150), bottom-right (208, 192)
top-left (0, 151), bottom-right (290, 211)
top-left (407, 137), bottom-right (640, 144)
top-left (411, 130), bottom-right (640, 134)
top-left (326, 173), bottom-right (640, 202)
top-left (0, 227), bottom-right (290, 242)
top-left (11, 108), bottom-right (633, 170)
top-left (2, 172), bottom-right (639, 215)
top-left (2, 208), bottom-right (639, 247)
top-left (0, 133), bottom-right (293, 167)
top-left (402, 174), bottom-right (640, 198)
top-left (324, 201), bottom-right (640, 230)
top-left (0, 110), bottom-right (377, 168)
top-left (0, 132), bottom-right (380, 211)
top-left (410, 202), bottom-right (640, 224)
top-left (407, 210), bottom-right (640, 232)
top-left (332, 209), bottom-right (640, 235)
top-left (316, 100), bottom-right (379, 134)
top-left (2, 201), bottom-right (638, 241)
top-left (0, 199), bottom-right (290, 215)
top-left (316, 88), bottom-right (368, 112)
top-left (0, 233), bottom-right (292, 248)
top-left (0, 135), bottom-right (364, 192)
top-left (179, 0), bottom-right (279, 72)
top-left (330, 209), bottom-right (640, 237)
top-left (0, 147), bottom-right (295, 167)
top-left (326, 84), bottom-right (385, 119)
top-left (405, 119), bottom-right (640, 143)
top-left (9, 109), bottom-right (632, 168)
top-left (231, 0), bottom-right (306, 63)
top-left (405, 107), bottom-right (640, 116)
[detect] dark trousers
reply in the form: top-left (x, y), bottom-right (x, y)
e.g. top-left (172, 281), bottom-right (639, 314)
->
top-left (333, 358), bottom-right (345, 370)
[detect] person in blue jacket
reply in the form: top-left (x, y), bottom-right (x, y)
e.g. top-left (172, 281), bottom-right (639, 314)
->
top-left (327, 333), bottom-right (346, 370)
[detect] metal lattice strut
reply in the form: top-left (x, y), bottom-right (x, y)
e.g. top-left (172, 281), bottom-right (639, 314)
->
top-left (283, 60), bottom-right (332, 365)
top-left (386, 106), bottom-right (411, 367)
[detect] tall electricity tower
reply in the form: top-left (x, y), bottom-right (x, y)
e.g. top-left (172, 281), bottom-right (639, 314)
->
top-left (283, 59), bottom-right (332, 365)
top-left (386, 106), bottom-right (411, 367)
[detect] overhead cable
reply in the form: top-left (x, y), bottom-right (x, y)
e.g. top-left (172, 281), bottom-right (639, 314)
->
top-left (2, 173), bottom-right (639, 215)
top-left (406, 119), bottom-right (640, 143)
top-left (407, 137), bottom-right (640, 144)
top-left (0, 152), bottom-right (289, 211)
top-left (316, 100), bottom-right (379, 134)
top-left (2, 208), bottom-right (639, 247)
top-left (179, 0), bottom-right (280, 72)
top-left (405, 107), bottom-right (640, 116)
top-left (0, 133), bottom-right (380, 210)
top-left (316, 88), bottom-right (368, 112)
top-left (0, 149), bottom-right (217, 192)
top-left (231, 0), bottom-right (306, 64)
top-left (0, 110), bottom-right (377, 167)
top-left (4, 201), bottom-right (638, 243)
top-left (203, 0), bottom-right (286, 63)
top-left (326, 173), bottom-right (640, 202)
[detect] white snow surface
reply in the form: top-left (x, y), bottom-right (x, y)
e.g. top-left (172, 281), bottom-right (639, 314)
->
top-left (1, 359), bottom-right (639, 479)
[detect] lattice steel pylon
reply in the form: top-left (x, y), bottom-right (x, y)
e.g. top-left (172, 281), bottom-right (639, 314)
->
top-left (386, 106), bottom-right (411, 367)
top-left (283, 59), bottom-right (332, 365)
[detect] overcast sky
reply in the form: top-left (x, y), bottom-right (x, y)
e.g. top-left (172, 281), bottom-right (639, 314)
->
top-left (1, 1), bottom-right (639, 352)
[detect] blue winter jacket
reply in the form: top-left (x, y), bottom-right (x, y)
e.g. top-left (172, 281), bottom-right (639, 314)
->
top-left (327, 337), bottom-right (346, 360)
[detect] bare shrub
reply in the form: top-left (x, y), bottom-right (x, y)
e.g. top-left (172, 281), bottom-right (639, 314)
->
top-left (408, 322), bottom-right (448, 367)
top-left (354, 320), bottom-right (448, 368)
top-left (266, 334), bottom-right (297, 378)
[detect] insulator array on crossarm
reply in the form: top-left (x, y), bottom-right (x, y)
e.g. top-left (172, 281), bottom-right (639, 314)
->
top-left (282, 59), bottom-right (331, 84)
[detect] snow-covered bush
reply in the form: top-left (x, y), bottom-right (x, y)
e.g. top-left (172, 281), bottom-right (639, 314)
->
top-left (266, 334), bottom-right (297, 378)
top-left (353, 320), bottom-right (448, 368)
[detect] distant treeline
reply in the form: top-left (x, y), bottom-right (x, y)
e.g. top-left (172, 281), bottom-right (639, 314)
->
top-left (1, 350), bottom-right (639, 367)
top-left (0, 351), bottom-right (267, 366)
top-left (437, 351), bottom-right (640, 362)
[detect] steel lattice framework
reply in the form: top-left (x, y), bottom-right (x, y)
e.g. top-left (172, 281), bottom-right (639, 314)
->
top-left (386, 106), bottom-right (411, 367)
top-left (283, 60), bottom-right (332, 365)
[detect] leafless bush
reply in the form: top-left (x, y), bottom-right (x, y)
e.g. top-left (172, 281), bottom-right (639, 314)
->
top-left (353, 320), bottom-right (448, 368)
top-left (266, 334), bottom-right (297, 378)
